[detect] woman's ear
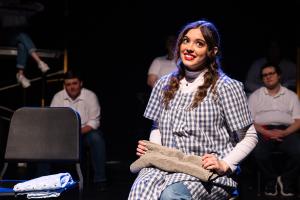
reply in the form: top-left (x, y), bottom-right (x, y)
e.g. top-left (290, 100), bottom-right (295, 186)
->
top-left (207, 47), bottom-right (218, 58)
top-left (213, 47), bottom-right (218, 55)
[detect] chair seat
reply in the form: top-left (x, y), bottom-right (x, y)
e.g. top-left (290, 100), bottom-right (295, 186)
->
top-left (0, 180), bottom-right (20, 196)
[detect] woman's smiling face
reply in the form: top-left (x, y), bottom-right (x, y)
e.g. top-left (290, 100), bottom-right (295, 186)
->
top-left (180, 28), bottom-right (208, 71)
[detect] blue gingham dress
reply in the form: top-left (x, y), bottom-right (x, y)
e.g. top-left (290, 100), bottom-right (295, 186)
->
top-left (128, 73), bottom-right (252, 200)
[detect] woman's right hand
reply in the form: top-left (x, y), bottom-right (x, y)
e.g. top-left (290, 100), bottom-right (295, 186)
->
top-left (136, 140), bottom-right (148, 157)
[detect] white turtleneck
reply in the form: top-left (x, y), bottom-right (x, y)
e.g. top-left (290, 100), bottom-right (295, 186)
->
top-left (179, 69), bottom-right (207, 93)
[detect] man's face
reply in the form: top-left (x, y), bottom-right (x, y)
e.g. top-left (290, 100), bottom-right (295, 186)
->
top-left (64, 78), bottom-right (82, 100)
top-left (261, 66), bottom-right (280, 89)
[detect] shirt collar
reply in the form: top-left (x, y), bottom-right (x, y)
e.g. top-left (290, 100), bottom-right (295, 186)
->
top-left (263, 85), bottom-right (285, 98)
top-left (63, 88), bottom-right (85, 101)
top-left (182, 68), bottom-right (208, 86)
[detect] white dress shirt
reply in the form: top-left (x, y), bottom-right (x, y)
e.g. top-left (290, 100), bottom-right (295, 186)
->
top-left (148, 55), bottom-right (177, 78)
top-left (50, 88), bottom-right (100, 129)
top-left (248, 85), bottom-right (300, 125)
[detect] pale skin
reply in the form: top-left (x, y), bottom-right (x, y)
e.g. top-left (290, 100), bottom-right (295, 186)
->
top-left (147, 74), bottom-right (158, 88)
top-left (64, 78), bottom-right (93, 135)
top-left (137, 28), bottom-right (230, 176)
top-left (254, 66), bottom-right (300, 141)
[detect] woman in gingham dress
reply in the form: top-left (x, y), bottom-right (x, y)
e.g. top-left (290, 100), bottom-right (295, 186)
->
top-left (128, 20), bottom-right (258, 200)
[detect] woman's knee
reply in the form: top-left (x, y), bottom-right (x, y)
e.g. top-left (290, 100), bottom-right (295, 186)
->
top-left (160, 182), bottom-right (192, 200)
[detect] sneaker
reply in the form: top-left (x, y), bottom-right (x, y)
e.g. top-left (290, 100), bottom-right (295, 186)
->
top-left (16, 73), bottom-right (31, 88)
top-left (38, 61), bottom-right (50, 73)
top-left (277, 176), bottom-right (295, 197)
top-left (264, 179), bottom-right (278, 196)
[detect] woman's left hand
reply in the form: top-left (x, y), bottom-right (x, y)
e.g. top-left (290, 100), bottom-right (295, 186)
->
top-left (136, 140), bottom-right (148, 157)
top-left (202, 154), bottom-right (230, 175)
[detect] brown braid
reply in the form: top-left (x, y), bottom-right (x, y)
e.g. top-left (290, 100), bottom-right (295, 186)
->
top-left (162, 68), bottom-right (184, 109)
top-left (191, 61), bottom-right (219, 108)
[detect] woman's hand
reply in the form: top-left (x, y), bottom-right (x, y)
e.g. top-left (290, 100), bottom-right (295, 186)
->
top-left (202, 153), bottom-right (230, 175)
top-left (136, 140), bottom-right (148, 157)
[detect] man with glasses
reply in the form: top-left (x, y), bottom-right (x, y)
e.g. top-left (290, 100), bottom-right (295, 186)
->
top-left (248, 63), bottom-right (300, 197)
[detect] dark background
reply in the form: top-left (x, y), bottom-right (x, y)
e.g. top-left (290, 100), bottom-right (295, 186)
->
top-left (0, 0), bottom-right (299, 163)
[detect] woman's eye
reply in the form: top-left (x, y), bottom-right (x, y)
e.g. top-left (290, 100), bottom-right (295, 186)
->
top-left (182, 38), bottom-right (189, 44)
top-left (196, 42), bottom-right (205, 47)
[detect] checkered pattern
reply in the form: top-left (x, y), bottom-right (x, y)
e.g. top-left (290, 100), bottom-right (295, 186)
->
top-left (128, 73), bottom-right (252, 200)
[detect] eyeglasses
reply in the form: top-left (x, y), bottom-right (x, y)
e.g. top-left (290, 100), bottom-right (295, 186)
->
top-left (262, 71), bottom-right (276, 78)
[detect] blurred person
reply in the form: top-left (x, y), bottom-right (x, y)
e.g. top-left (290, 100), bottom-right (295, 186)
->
top-left (244, 39), bottom-right (296, 94)
top-left (0, 0), bottom-right (49, 88)
top-left (50, 70), bottom-right (107, 191)
top-left (147, 35), bottom-right (177, 88)
top-left (248, 63), bottom-right (300, 197)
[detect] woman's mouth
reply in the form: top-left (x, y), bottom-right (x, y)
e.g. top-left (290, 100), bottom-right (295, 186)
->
top-left (183, 53), bottom-right (195, 61)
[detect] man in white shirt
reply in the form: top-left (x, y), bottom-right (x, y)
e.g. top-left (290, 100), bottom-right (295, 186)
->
top-left (248, 63), bottom-right (300, 197)
top-left (50, 70), bottom-right (107, 191)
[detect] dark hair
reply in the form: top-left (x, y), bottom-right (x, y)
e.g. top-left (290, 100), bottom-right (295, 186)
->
top-left (63, 69), bottom-right (83, 81)
top-left (260, 62), bottom-right (282, 79)
top-left (163, 20), bottom-right (222, 109)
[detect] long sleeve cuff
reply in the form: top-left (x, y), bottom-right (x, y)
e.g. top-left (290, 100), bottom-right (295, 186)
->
top-left (223, 124), bottom-right (258, 172)
top-left (149, 129), bottom-right (161, 145)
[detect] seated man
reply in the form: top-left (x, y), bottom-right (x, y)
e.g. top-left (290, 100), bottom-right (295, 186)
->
top-left (248, 63), bottom-right (300, 197)
top-left (50, 70), bottom-right (107, 191)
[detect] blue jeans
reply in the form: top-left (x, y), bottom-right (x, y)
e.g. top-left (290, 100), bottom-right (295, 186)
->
top-left (84, 129), bottom-right (106, 183)
top-left (160, 182), bottom-right (192, 200)
top-left (253, 130), bottom-right (300, 183)
top-left (15, 32), bottom-right (37, 69)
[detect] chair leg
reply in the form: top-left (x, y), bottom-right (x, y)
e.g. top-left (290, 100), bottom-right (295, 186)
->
top-left (76, 163), bottom-right (84, 193)
top-left (0, 163), bottom-right (8, 179)
top-left (257, 170), bottom-right (261, 196)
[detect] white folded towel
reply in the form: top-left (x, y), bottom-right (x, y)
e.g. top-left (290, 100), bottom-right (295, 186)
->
top-left (13, 172), bottom-right (76, 199)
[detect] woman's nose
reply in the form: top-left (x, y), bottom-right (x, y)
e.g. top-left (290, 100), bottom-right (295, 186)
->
top-left (186, 49), bottom-right (194, 53)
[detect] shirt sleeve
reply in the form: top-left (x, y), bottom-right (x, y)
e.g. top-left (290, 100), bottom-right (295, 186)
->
top-left (147, 58), bottom-right (160, 75)
top-left (85, 92), bottom-right (101, 130)
top-left (50, 93), bottom-right (61, 107)
top-left (219, 79), bottom-right (253, 133)
top-left (143, 76), bottom-right (167, 121)
top-left (223, 124), bottom-right (258, 172)
top-left (149, 129), bottom-right (162, 145)
top-left (291, 93), bottom-right (300, 120)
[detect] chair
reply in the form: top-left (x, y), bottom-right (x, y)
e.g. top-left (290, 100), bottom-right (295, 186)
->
top-left (0, 107), bottom-right (83, 197)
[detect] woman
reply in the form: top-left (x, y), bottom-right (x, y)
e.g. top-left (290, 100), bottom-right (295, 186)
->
top-left (128, 20), bottom-right (257, 200)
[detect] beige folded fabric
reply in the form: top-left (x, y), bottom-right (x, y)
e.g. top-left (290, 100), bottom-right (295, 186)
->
top-left (130, 140), bottom-right (218, 182)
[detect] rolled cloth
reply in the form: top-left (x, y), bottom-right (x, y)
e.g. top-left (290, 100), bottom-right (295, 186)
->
top-left (130, 140), bottom-right (218, 182)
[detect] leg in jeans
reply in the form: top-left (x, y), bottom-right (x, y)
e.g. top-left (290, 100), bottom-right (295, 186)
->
top-left (16, 42), bottom-right (28, 69)
top-left (17, 32), bottom-right (37, 54)
top-left (16, 32), bottom-right (37, 69)
top-left (84, 129), bottom-right (106, 183)
top-left (279, 133), bottom-right (300, 184)
top-left (253, 134), bottom-right (278, 182)
top-left (160, 182), bottom-right (192, 200)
